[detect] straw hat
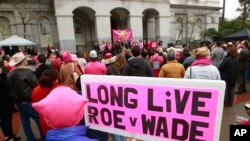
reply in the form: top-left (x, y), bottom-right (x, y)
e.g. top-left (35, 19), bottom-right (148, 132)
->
top-left (9, 52), bottom-right (26, 66)
top-left (32, 86), bottom-right (88, 128)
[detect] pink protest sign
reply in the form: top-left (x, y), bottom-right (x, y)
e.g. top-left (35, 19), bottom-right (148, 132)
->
top-left (82, 75), bottom-right (226, 141)
top-left (112, 29), bottom-right (133, 41)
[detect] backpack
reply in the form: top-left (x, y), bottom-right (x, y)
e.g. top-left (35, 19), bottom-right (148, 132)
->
top-left (152, 61), bottom-right (161, 70)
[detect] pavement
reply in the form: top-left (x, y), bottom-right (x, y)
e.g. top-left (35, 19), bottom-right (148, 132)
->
top-left (1, 83), bottom-right (250, 141)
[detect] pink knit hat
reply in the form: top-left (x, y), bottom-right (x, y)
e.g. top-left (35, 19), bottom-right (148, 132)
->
top-left (32, 86), bottom-right (88, 129)
top-left (62, 51), bottom-right (72, 63)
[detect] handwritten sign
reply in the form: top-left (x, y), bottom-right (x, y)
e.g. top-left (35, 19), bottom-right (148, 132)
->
top-left (82, 75), bottom-right (226, 141)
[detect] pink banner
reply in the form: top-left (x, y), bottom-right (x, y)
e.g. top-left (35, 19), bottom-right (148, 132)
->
top-left (112, 29), bottom-right (133, 41)
top-left (84, 82), bottom-right (219, 141)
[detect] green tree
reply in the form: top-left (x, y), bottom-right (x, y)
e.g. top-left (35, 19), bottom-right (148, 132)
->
top-left (238, 0), bottom-right (250, 28)
top-left (219, 18), bottom-right (244, 36)
top-left (203, 28), bottom-right (218, 40)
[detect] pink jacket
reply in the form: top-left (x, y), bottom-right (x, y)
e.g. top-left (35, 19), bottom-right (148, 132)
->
top-left (85, 61), bottom-right (107, 75)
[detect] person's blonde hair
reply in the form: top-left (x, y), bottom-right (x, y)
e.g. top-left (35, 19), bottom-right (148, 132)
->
top-left (194, 47), bottom-right (210, 58)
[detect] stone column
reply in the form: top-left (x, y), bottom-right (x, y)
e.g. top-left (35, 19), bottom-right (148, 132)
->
top-left (130, 15), bottom-right (143, 40)
top-left (56, 15), bottom-right (76, 53)
top-left (159, 16), bottom-right (170, 47)
top-left (147, 16), bottom-right (156, 40)
top-left (95, 15), bottom-right (111, 41)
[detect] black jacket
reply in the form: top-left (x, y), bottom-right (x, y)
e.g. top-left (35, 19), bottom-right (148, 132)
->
top-left (0, 70), bottom-right (13, 114)
top-left (123, 57), bottom-right (153, 77)
top-left (219, 56), bottom-right (239, 86)
top-left (238, 48), bottom-right (250, 72)
top-left (7, 68), bottom-right (38, 102)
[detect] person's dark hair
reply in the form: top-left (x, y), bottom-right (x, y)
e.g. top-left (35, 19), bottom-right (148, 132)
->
top-left (28, 59), bottom-right (34, 66)
top-left (216, 41), bottom-right (222, 47)
top-left (141, 48), bottom-right (148, 58)
top-left (206, 41), bottom-right (211, 47)
top-left (182, 44), bottom-right (187, 48)
top-left (199, 41), bottom-right (206, 47)
top-left (158, 40), bottom-right (163, 46)
top-left (147, 48), bottom-right (154, 57)
top-left (53, 50), bottom-right (60, 58)
top-left (183, 47), bottom-right (190, 55)
top-left (38, 54), bottom-right (47, 64)
top-left (39, 69), bottom-right (59, 88)
top-left (76, 52), bottom-right (83, 58)
top-left (227, 44), bottom-right (238, 59)
top-left (131, 45), bottom-right (141, 57)
top-left (168, 43), bottom-right (174, 48)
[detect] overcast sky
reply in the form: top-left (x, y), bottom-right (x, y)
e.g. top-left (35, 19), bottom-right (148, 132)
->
top-left (220, 0), bottom-right (241, 19)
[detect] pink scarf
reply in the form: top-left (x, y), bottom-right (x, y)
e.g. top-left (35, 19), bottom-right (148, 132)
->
top-left (192, 57), bottom-right (212, 66)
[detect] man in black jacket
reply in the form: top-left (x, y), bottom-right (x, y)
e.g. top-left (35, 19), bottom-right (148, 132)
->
top-left (123, 45), bottom-right (153, 77)
top-left (236, 40), bottom-right (250, 94)
top-left (7, 52), bottom-right (42, 141)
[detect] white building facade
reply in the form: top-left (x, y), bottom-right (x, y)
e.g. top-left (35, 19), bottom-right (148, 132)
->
top-left (0, 0), bottom-right (221, 53)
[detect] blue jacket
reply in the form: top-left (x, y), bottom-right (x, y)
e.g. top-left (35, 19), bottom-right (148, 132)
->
top-left (46, 126), bottom-right (98, 141)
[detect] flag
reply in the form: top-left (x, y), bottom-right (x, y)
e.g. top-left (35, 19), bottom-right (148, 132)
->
top-left (112, 29), bottom-right (133, 41)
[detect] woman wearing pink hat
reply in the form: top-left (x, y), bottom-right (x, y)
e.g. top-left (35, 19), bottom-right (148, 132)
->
top-left (32, 86), bottom-right (97, 141)
top-left (59, 51), bottom-right (82, 91)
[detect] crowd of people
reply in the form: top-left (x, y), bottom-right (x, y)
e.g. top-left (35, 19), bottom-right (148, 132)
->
top-left (0, 39), bottom-right (250, 140)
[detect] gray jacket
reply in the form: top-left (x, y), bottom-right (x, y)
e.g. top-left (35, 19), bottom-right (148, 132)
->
top-left (211, 47), bottom-right (224, 68)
